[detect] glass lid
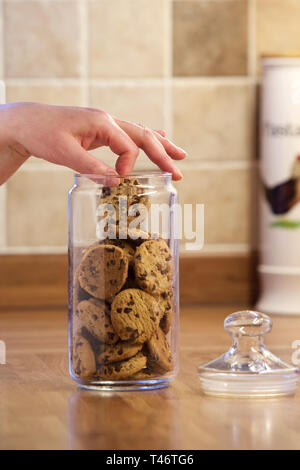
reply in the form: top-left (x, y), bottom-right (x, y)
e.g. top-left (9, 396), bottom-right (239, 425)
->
top-left (198, 310), bottom-right (300, 398)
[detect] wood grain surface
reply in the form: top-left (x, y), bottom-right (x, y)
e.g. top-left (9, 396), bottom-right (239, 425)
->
top-left (0, 253), bottom-right (257, 309)
top-left (0, 305), bottom-right (299, 450)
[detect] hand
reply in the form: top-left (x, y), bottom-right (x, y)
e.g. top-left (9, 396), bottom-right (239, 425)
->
top-left (0, 102), bottom-right (186, 184)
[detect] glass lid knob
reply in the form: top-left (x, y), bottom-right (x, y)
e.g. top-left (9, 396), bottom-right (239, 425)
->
top-left (198, 310), bottom-right (300, 398)
top-left (224, 310), bottom-right (272, 337)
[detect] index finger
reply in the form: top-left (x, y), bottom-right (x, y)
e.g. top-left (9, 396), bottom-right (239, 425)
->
top-left (114, 120), bottom-right (184, 180)
top-left (116, 119), bottom-right (187, 161)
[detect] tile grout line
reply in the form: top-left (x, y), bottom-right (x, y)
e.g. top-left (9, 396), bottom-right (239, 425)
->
top-left (5, 78), bottom-right (87, 86)
top-left (0, 0), bottom-right (4, 79)
top-left (5, 78), bottom-right (167, 87)
top-left (15, 163), bottom-right (76, 172)
top-left (0, 246), bottom-right (68, 255)
top-left (0, 0), bottom-right (248, 2)
top-left (164, 0), bottom-right (173, 138)
top-left (20, 160), bottom-right (253, 172)
top-left (6, 0), bottom-right (77, 2)
top-left (4, 76), bottom-right (259, 86)
top-left (186, 0), bottom-right (249, 2)
top-left (0, 0), bottom-right (7, 249)
top-left (78, 0), bottom-right (89, 106)
top-left (248, 0), bottom-right (257, 77)
top-left (0, 243), bottom-right (251, 256)
top-left (173, 76), bottom-right (258, 86)
top-left (178, 161), bottom-right (253, 170)
top-left (180, 243), bottom-right (251, 255)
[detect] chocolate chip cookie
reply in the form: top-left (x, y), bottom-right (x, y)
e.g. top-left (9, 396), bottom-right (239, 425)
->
top-left (131, 368), bottom-right (159, 380)
top-left (146, 327), bottom-right (174, 373)
top-left (72, 335), bottom-right (96, 379)
top-left (83, 238), bottom-right (135, 266)
top-left (111, 288), bottom-right (161, 343)
top-left (134, 239), bottom-right (173, 295)
top-left (158, 289), bottom-right (174, 334)
top-left (72, 268), bottom-right (91, 307)
top-left (96, 341), bottom-right (143, 364)
top-left (76, 298), bottom-right (118, 344)
top-left (104, 238), bottom-right (135, 266)
top-left (97, 351), bottom-right (147, 379)
top-left (78, 244), bottom-right (128, 301)
top-left (98, 178), bottom-right (150, 229)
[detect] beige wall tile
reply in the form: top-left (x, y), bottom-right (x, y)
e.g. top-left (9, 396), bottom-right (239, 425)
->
top-left (89, 0), bottom-right (166, 78)
top-left (20, 157), bottom-right (48, 168)
top-left (175, 167), bottom-right (251, 245)
top-left (90, 84), bottom-right (165, 130)
top-left (7, 168), bottom-right (74, 247)
top-left (173, 82), bottom-right (256, 162)
top-left (6, 84), bottom-right (84, 106)
top-left (4, 1), bottom-right (81, 78)
top-left (89, 83), bottom-right (166, 171)
top-left (257, 0), bottom-right (300, 70)
top-left (173, 0), bottom-right (248, 77)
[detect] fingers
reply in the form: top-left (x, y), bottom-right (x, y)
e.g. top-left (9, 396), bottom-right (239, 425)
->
top-left (101, 117), bottom-right (140, 175)
top-left (83, 112), bottom-right (186, 179)
top-left (117, 120), bottom-right (186, 162)
top-left (139, 123), bottom-right (166, 138)
top-left (154, 132), bottom-right (186, 161)
top-left (142, 131), bottom-right (183, 181)
top-left (115, 120), bottom-right (184, 180)
top-left (154, 129), bottom-right (167, 137)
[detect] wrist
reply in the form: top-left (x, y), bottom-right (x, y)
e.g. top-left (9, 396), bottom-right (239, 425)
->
top-left (0, 103), bottom-right (25, 143)
top-left (0, 103), bottom-right (30, 163)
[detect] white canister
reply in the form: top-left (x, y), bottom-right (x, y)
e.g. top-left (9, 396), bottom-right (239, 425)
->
top-left (257, 56), bottom-right (300, 315)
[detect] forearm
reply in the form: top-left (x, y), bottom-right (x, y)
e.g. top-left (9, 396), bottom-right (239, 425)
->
top-left (0, 104), bottom-right (29, 184)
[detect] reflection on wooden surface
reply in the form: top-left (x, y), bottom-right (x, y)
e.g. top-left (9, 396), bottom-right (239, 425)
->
top-left (0, 307), bottom-right (299, 449)
top-left (68, 388), bottom-right (180, 450)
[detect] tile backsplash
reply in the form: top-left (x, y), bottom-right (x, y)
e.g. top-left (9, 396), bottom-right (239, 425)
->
top-left (4, 1), bottom-right (81, 79)
top-left (89, 0), bottom-right (166, 78)
top-left (173, 0), bottom-right (248, 77)
top-left (0, 0), bottom-right (297, 254)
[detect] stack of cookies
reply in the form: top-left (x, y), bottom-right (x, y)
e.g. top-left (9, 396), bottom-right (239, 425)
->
top-left (71, 178), bottom-right (175, 382)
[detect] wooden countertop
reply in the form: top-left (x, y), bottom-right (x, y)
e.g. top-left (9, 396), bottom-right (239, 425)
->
top-left (0, 305), bottom-right (300, 450)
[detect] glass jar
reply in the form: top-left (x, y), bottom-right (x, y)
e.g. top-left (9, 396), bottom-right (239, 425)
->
top-left (68, 171), bottom-right (179, 391)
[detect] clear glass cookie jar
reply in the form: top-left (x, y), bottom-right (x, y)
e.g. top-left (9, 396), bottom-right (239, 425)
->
top-left (68, 172), bottom-right (179, 391)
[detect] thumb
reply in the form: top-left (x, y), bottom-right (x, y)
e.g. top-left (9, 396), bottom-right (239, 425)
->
top-left (58, 136), bottom-right (118, 175)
